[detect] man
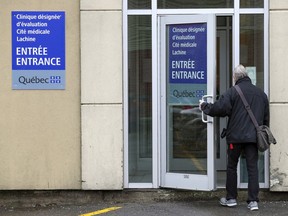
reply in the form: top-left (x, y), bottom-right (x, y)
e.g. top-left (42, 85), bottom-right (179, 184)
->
top-left (199, 64), bottom-right (269, 211)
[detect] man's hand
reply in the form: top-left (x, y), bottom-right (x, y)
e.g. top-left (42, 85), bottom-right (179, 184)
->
top-left (199, 99), bottom-right (205, 111)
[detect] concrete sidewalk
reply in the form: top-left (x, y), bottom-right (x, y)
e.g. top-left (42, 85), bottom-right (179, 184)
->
top-left (0, 189), bottom-right (288, 208)
top-left (0, 190), bottom-right (288, 216)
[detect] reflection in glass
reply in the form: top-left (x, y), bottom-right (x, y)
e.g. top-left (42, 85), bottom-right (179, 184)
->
top-left (128, 16), bottom-right (152, 183)
top-left (240, 0), bottom-right (263, 8)
top-left (167, 105), bottom-right (207, 175)
top-left (240, 15), bottom-right (264, 89)
top-left (128, 0), bottom-right (151, 9)
top-left (158, 0), bottom-right (233, 9)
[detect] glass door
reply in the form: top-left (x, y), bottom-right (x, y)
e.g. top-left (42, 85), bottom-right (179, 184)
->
top-left (160, 15), bottom-right (216, 190)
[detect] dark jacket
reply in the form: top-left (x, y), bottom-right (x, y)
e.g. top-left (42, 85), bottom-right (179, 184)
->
top-left (201, 77), bottom-right (269, 144)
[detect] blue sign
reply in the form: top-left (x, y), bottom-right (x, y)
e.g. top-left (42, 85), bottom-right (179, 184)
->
top-left (168, 23), bottom-right (207, 84)
top-left (12, 11), bottom-right (65, 89)
top-left (167, 23), bottom-right (207, 105)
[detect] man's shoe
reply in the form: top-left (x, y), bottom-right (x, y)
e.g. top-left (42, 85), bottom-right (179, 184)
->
top-left (219, 197), bottom-right (237, 207)
top-left (247, 201), bottom-right (259, 211)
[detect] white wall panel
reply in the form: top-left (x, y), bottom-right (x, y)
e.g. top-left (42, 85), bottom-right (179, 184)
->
top-left (82, 105), bottom-right (123, 189)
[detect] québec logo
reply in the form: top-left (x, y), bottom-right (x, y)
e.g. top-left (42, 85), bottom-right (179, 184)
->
top-left (50, 76), bottom-right (61, 83)
top-left (18, 75), bottom-right (61, 85)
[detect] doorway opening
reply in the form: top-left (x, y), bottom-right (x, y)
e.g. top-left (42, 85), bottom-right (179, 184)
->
top-left (215, 16), bottom-right (232, 188)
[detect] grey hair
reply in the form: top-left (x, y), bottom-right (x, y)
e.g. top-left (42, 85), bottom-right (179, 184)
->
top-left (233, 64), bottom-right (248, 82)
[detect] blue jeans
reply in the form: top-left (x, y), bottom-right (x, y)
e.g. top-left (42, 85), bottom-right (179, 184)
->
top-left (226, 143), bottom-right (259, 203)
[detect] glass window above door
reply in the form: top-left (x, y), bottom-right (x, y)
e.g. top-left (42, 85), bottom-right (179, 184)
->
top-left (128, 0), bottom-right (151, 9)
top-left (127, 0), bottom-right (265, 10)
top-left (240, 0), bottom-right (264, 8)
top-left (157, 0), bottom-right (233, 9)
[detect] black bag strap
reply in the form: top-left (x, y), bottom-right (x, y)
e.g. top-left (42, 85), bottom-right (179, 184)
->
top-left (234, 85), bottom-right (259, 129)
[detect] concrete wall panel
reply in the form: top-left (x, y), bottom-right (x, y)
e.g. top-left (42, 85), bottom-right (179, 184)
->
top-left (270, 0), bottom-right (288, 10)
top-left (0, 0), bottom-right (81, 189)
top-left (81, 11), bottom-right (122, 104)
top-left (81, 105), bottom-right (123, 190)
top-left (270, 104), bottom-right (288, 191)
top-left (270, 11), bottom-right (288, 103)
top-left (81, 0), bottom-right (122, 10)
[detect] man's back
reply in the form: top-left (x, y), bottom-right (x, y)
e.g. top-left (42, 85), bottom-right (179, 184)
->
top-left (201, 76), bottom-right (269, 144)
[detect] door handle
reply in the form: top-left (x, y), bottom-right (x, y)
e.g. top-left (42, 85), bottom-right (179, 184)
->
top-left (201, 95), bottom-right (213, 123)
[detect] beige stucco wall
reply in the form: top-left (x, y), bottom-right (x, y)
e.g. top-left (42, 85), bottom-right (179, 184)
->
top-left (0, 0), bottom-right (81, 189)
top-left (80, 0), bottom-right (123, 189)
top-left (269, 0), bottom-right (288, 191)
top-left (81, 0), bottom-right (121, 10)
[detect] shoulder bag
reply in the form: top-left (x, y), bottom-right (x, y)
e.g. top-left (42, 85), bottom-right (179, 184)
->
top-left (234, 85), bottom-right (277, 152)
